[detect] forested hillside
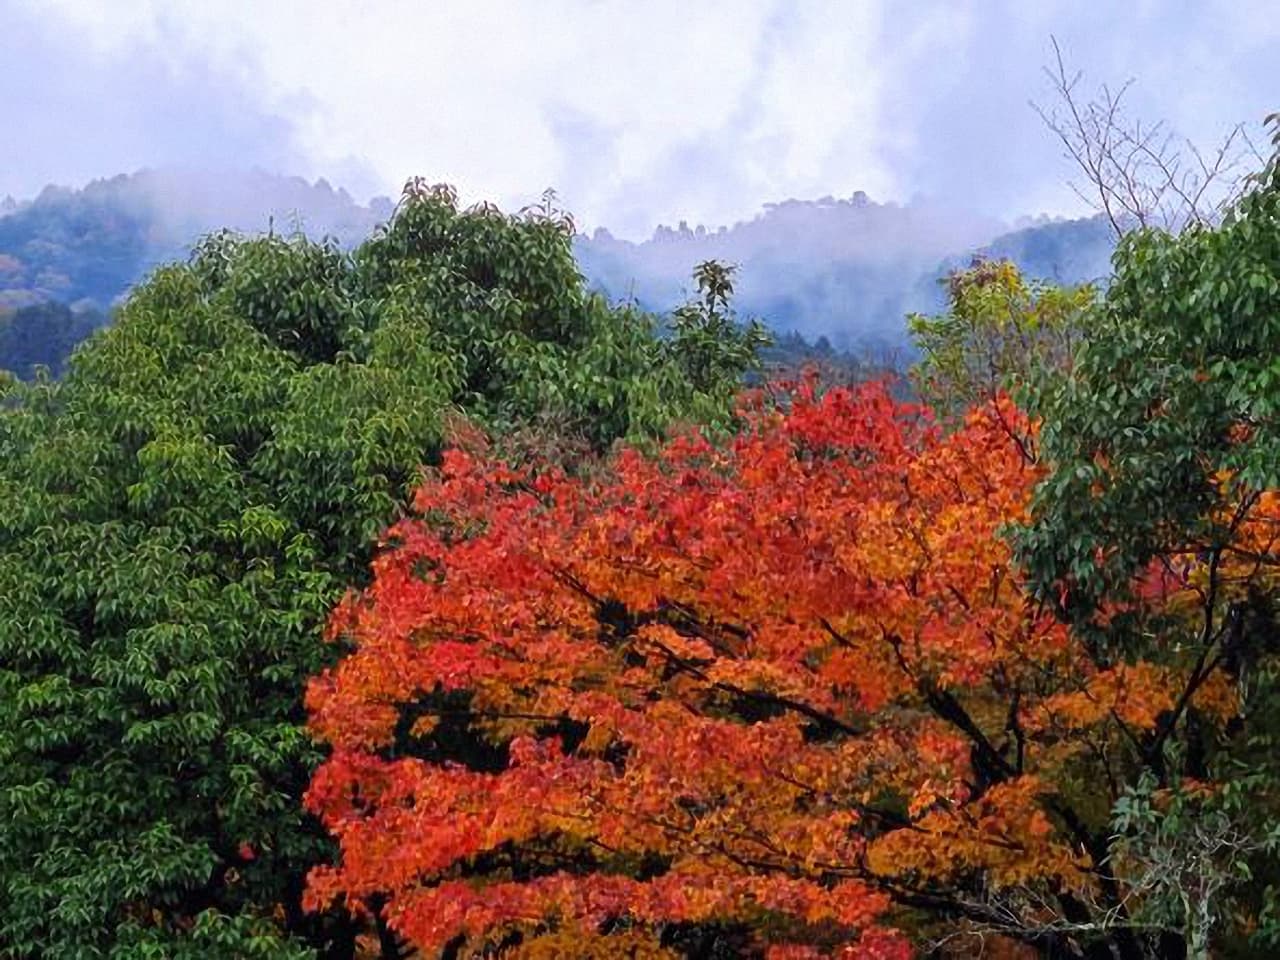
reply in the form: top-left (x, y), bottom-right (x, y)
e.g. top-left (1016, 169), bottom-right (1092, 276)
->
top-left (0, 301), bottom-right (106, 378)
top-left (0, 169), bottom-right (390, 310)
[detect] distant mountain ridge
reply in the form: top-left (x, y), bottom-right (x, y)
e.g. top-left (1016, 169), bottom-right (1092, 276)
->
top-left (0, 168), bottom-right (394, 311)
top-left (0, 168), bottom-right (1116, 375)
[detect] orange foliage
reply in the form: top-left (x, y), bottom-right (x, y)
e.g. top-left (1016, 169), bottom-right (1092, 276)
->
top-left (302, 382), bottom-right (1246, 957)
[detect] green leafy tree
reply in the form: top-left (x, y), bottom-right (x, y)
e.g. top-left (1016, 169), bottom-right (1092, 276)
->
top-left (1019, 158), bottom-right (1280, 615)
top-left (908, 257), bottom-right (1093, 417)
top-left (1017, 144), bottom-right (1280, 956)
top-left (668, 260), bottom-right (771, 395)
top-left (0, 181), bottom-right (763, 958)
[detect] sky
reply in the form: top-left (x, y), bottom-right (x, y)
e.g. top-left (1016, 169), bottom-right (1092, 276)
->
top-left (2, 0), bottom-right (1277, 239)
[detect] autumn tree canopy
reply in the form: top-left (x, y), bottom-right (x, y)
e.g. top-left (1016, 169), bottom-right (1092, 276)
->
top-left (304, 372), bottom-right (1271, 959)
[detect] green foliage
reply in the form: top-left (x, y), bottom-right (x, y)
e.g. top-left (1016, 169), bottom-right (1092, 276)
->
top-left (908, 258), bottom-right (1094, 417)
top-left (1111, 761), bottom-right (1280, 957)
top-left (1018, 159), bottom-right (1280, 955)
top-left (0, 182), bottom-right (762, 957)
top-left (668, 260), bottom-right (772, 405)
top-left (1019, 176), bottom-right (1280, 616)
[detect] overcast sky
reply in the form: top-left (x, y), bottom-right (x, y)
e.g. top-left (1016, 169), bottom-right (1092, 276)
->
top-left (3, 0), bottom-right (1276, 238)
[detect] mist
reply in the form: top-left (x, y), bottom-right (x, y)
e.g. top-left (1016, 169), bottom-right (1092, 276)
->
top-left (0, 168), bottom-right (393, 309)
top-left (574, 193), bottom-right (1114, 349)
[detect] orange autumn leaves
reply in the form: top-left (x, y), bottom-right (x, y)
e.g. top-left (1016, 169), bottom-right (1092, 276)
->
top-left (302, 382), bottom-right (1243, 957)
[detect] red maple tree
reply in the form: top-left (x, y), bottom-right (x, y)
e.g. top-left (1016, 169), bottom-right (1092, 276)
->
top-left (302, 381), bottom-right (1241, 958)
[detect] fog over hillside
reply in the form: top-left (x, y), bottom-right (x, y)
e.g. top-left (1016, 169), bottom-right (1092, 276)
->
top-left (0, 167), bottom-right (1115, 358)
top-left (574, 192), bottom-right (1114, 349)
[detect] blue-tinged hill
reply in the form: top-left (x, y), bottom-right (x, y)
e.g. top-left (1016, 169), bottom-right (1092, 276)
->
top-left (0, 168), bottom-right (391, 311)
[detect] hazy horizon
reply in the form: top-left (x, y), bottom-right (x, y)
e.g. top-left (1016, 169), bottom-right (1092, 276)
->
top-left (0, 163), bottom-right (1030, 240)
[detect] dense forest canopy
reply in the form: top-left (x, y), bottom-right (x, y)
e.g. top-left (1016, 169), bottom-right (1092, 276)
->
top-left (0, 55), bottom-right (1275, 959)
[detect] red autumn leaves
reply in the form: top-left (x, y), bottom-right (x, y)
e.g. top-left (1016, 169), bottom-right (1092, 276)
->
top-left (301, 382), bottom-right (1240, 957)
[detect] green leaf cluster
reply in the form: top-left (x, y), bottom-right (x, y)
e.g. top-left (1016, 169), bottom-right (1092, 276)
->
top-left (908, 257), bottom-right (1095, 418)
top-left (1019, 159), bottom-right (1280, 955)
top-left (1019, 172), bottom-right (1280, 616)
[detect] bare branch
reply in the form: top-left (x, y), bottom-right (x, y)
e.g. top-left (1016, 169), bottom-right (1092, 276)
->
top-left (1032, 36), bottom-right (1265, 236)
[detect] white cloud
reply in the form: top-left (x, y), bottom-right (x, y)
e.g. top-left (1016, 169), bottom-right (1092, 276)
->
top-left (12, 0), bottom-right (899, 234)
top-left (8, 0), bottom-right (1279, 237)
